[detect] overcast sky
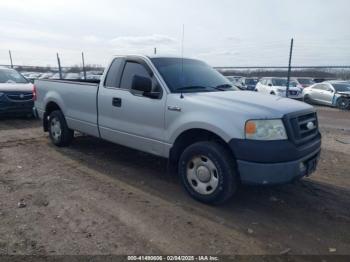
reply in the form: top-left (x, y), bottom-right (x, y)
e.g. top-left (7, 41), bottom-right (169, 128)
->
top-left (0, 0), bottom-right (349, 67)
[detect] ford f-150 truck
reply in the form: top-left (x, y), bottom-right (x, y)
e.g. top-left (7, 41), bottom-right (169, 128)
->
top-left (34, 55), bottom-right (321, 204)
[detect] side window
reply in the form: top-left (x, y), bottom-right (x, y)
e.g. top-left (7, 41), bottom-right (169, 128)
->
top-left (105, 58), bottom-right (123, 88)
top-left (120, 62), bottom-right (150, 90)
top-left (312, 84), bottom-right (321, 90)
top-left (325, 84), bottom-right (333, 92)
top-left (319, 84), bottom-right (328, 91)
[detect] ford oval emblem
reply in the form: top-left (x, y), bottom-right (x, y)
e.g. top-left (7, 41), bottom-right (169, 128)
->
top-left (20, 94), bottom-right (24, 99)
top-left (306, 121), bottom-right (315, 130)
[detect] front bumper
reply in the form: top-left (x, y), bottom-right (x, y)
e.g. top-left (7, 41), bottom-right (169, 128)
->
top-left (229, 133), bottom-right (321, 185)
top-left (237, 149), bottom-right (320, 185)
top-left (0, 101), bottom-right (34, 115)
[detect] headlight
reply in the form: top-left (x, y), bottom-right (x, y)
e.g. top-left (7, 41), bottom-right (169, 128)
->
top-left (0, 92), bottom-right (4, 98)
top-left (245, 119), bottom-right (287, 140)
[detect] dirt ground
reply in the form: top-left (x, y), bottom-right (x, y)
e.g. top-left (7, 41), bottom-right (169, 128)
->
top-left (0, 106), bottom-right (350, 256)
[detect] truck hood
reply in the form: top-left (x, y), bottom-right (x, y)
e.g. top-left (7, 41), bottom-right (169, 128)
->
top-left (182, 91), bottom-right (312, 118)
top-left (0, 83), bottom-right (33, 92)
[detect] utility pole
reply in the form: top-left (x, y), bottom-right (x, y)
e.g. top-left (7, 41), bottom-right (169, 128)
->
top-left (286, 38), bottom-right (294, 98)
top-left (82, 52), bottom-right (87, 80)
top-left (154, 48), bottom-right (157, 55)
top-left (57, 53), bottom-right (63, 79)
top-left (9, 50), bottom-right (13, 68)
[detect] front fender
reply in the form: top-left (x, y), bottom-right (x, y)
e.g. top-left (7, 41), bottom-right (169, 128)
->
top-left (166, 110), bottom-right (244, 144)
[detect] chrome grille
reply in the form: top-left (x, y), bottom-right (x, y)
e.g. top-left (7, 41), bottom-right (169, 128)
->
top-left (6, 92), bottom-right (33, 101)
top-left (284, 111), bottom-right (319, 145)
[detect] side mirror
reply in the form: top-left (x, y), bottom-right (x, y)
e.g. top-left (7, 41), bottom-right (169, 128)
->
top-left (268, 83), bottom-right (272, 87)
top-left (131, 75), bottom-right (160, 99)
top-left (132, 75), bottom-right (152, 93)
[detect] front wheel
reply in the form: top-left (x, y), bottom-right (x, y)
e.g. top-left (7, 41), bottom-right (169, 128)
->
top-left (178, 141), bottom-right (238, 205)
top-left (48, 110), bottom-right (74, 147)
top-left (336, 97), bottom-right (350, 110)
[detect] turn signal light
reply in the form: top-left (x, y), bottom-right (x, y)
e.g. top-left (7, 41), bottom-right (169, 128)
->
top-left (245, 121), bottom-right (257, 134)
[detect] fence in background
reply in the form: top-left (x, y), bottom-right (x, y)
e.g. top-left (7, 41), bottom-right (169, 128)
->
top-left (1, 64), bottom-right (349, 82)
top-left (2, 37), bottom-right (350, 81)
top-left (216, 66), bottom-right (350, 81)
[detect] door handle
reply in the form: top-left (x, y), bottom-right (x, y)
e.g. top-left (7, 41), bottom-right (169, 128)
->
top-left (112, 97), bottom-right (122, 107)
top-left (167, 106), bottom-right (181, 112)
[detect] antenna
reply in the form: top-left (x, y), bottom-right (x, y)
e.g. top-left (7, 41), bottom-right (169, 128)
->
top-left (180, 24), bottom-right (185, 99)
top-left (181, 24), bottom-right (185, 73)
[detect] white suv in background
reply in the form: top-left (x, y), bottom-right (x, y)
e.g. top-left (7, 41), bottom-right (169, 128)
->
top-left (256, 77), bottom-right (303, 100)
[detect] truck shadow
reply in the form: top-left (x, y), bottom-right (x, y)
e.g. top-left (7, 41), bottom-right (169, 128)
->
top-left (54, 134), bottom-right (350, 252)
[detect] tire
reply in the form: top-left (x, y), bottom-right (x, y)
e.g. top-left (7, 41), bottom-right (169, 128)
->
top-left (48, 110), bottom-right (74, 147)
top-left (270, 91), bottom-right (276, 95)
top-left (178, 141), bottom-right (238, 205)
top-left (336, 97), bottom-right (350, 110)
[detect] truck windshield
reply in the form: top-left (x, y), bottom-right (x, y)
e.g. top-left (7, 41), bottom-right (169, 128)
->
top-left (0, 69), bottom-right (28, 84)
top-left (151, 58), bottom-right (238, 93)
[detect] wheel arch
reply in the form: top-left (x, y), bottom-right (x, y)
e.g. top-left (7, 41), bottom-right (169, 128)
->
top-left (43, 101), bottom-right (63, 132)
top-left (169, 128), bottom-right (235, 168)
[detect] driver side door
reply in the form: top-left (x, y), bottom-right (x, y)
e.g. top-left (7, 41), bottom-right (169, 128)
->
top-left (98, 58), bottom-right (167, 157)
top-left (319, 84), bottom-right (335, 105)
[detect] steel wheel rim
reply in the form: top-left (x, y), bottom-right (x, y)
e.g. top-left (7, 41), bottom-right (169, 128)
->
top-left (50, 117), bottom-right (62, 141)
top-left (186, 155), bottom-right (219, 195)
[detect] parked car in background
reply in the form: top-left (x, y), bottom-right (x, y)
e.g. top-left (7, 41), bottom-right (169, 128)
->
top-left (292, 77), bottom-right (315, 88)
top-left (303, 81), bottom-right (350, 109)
top-left (21, 72), bottom-right (33, 78)
top-left (237, 77), bottom-right (258, 91)
top-left (39, 72), bottom-right (54, 79)
top-left (27, 73), bottom-right (42, 83)
top-left (226, 76), bottom-right (243, 86)
top-left (255, 77), bottom-right (303, 100)
top-left (64, 73), bottom-right (82, 80)
top-left (0, 67), bottom-right (34, 117)
top-left (50, 73), bottom-right (66, 79)
top-left (34, 55), bottom-right (321, 204)
top-left (86, 74), bottom-right (102, 81)
top-left (313, 78), bottom-right (336, 83)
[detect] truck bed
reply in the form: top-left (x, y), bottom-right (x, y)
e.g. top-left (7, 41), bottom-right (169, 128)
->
top-left (35, 79), bottom-right (100, 137)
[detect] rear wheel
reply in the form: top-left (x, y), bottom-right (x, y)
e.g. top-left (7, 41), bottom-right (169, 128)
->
top-left (178, 141), bottom-right (238, 205)
top-left (48, 110), bottom-right (74, 147)
top-left (336, 97), bottom-right (350, 110)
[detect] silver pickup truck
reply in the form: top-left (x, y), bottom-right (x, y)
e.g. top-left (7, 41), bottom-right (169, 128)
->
top-left (34, 55), bottom-right (321, 204)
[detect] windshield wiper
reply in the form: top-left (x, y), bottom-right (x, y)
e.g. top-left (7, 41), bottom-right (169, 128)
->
top-left (176, 84), bottom-right (233, 92)
top-left (214, 84), bottom-right (233, 91)
top-left (176, 85), bottom-right (212, 91)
